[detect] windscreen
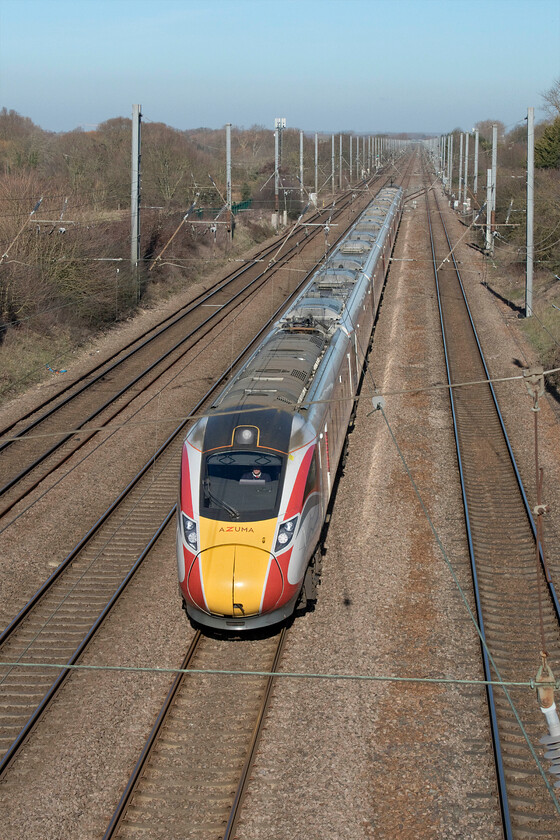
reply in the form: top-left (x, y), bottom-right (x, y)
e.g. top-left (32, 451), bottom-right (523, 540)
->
top-left (202, 451), bottom-right (283, 521)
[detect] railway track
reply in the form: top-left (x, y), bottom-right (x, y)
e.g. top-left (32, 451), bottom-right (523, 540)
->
top-left (103, 165), bottom-right (417, 840)
top-left (0, 169), bottom-right (414, 779)
top-left (0, 265), bottom-right (305, 775)
top-left (0, 178), bottom-right (389, 520)
top-left (103, 630), bottom-right (286, 840)
top-left (425, 159), bottom-right (560, 837)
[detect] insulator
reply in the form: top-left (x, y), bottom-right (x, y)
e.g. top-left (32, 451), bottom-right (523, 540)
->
top-left (536, 654), bottom-right (560, 783)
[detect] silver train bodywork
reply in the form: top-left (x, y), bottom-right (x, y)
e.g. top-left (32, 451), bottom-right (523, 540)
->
top-left (177, 187), bottom-right (403, 630)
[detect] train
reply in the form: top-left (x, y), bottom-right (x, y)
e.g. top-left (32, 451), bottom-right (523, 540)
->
top-left (177, 186), bottom-right (403, 631)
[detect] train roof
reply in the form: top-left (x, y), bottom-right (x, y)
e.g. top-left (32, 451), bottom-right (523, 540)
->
top-left (203, 405), bottom-right (296, 454)
top-left (212, 328), bottom-right (327, 413)
top-left (210, 187), bottom-right (402, 418)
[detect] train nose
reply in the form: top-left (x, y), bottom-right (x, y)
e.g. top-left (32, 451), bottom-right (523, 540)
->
top-left (194, 545), bottom-right (276, 617)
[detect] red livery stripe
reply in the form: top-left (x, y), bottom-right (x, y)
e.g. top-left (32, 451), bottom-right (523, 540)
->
top-left (185, 553), bottom-right (205, 609)
top-left (261, 554), bottom-right (285, 613)
top-left (180, 443), bottom-right (193, 518)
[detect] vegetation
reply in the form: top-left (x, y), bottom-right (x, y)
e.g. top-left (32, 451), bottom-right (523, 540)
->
top-left (535, 117), bottom-right (560, 169)
top-left (0, 112), bottom-right (389, 396)
top-left (1, 83), bottom-right (559, 397)
top-left (0, 116), bottom-right (276, 393)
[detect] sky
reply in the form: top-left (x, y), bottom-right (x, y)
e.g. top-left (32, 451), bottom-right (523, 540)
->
top-left (0, 0), bottom-right (559, 136)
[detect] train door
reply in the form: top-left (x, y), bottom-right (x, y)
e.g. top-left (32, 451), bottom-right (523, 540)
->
top-left (318, 422), bottom-right (332, 499)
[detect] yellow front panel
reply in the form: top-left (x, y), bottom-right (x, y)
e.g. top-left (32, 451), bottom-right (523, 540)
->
top-left (199, 543), bottom-right (273, 617)
top-left (198, 518), bottom-right (278, 616)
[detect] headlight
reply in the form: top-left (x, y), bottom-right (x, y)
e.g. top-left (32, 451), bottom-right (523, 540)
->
top-left (274, 516), bottom-right (298, 553)
top-left (182, 513), bottom-right (198, 552)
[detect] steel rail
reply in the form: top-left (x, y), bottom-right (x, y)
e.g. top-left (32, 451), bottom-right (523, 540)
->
top-left (432, 180), bottom-right (560, 615)
top-left (438, 210), bottom-right (560, 614)
top-left (223, 627), bottom-right (288, 840)
top-left (102, 631), bottom-right (203, 839)
top-left (425, 157), bottom-right (560, 837)
top-left (0, 507), bottom-right (176, 777)
top-left (102, 628), bottom-right (287, 840)
top-left (425, 177), bottom-right (512, 839)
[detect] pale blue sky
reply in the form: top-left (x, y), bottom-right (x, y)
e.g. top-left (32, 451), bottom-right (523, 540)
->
top-left (1, 0), bottom-right (558, 134)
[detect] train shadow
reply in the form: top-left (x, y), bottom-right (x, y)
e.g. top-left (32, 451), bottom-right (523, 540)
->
top-left (190, 618), bottom-right (288, 642)
top-left (481, 280), bottom-right (525, 316)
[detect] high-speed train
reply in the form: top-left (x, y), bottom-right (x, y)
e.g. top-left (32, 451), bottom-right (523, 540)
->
top-left (177, 187), bottom-right (403, 630)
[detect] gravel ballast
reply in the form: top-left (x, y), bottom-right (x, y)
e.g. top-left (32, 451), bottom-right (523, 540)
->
top-left (0, 169), bottom-right (559, 838)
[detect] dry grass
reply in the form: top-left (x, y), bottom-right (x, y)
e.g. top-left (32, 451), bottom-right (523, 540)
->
top-left (480, 235), bottom-right (560, 391)
top-left (0, 324), bottom-right (75, 398)
top-left (0, 213), bottom-right (275, 401)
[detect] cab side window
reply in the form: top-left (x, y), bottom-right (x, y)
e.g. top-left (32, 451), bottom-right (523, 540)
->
top-left (304, 450), bottom-right (318, 500)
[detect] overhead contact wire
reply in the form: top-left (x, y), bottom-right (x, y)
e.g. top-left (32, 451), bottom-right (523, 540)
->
top-left (0, 658), bottom-right (551, 689)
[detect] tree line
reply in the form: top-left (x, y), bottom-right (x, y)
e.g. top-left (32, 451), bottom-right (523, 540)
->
top-left (447, 79), bottom-right (560, 276)
top-left (0, 91), bottom-right (558, 394)
top-left (0, 114), bottom-right (390, 356)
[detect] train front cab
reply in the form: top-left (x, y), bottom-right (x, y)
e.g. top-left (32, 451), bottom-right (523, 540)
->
top-left (178, 417), bottom-right (322, 631)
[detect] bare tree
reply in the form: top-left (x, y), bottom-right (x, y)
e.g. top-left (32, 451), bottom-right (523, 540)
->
top-left (474, 120), bottom-right (506, 144)
top-left (541, 77), bottom-right (560, 117)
